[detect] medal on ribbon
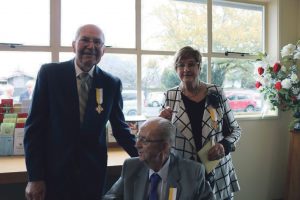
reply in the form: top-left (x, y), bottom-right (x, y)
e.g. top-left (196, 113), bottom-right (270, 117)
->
top-left (96, 88), bottom-right (104, 114)
top-left (208, 107), bottom-right (218, 129)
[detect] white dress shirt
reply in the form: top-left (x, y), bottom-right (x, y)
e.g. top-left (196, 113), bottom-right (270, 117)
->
top-left (148, 157), bottom-right (170, 200)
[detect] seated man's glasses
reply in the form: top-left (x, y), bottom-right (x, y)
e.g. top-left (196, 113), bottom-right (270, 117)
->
top-left (136, 135), bottom-right (165, 145)
top-left (176, 62), bottom-right (199, 69)
top-left (78, 37), bottom-right (104, 48)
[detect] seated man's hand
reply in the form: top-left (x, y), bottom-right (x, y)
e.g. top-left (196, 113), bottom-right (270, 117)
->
top-left (25, 181), bottom-right (46, 200)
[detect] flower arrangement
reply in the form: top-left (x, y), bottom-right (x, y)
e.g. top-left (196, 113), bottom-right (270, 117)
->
top-left (255, 41), bottom-right (300, 113)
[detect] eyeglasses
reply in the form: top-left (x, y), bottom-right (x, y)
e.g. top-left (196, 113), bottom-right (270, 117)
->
top-left (176, 62), bottom-right (199, 69)
top-left (136, 135), bottom-right (165, 145)
top-left (78, 37), bottom-right (104, 48)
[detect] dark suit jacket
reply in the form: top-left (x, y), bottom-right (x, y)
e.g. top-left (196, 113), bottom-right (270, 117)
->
top-left (24, 60), bottom-right (138, 200)
top-left (104, 154), bottom-right (215, 200)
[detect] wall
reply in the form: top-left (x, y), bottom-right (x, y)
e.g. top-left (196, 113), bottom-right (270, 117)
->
top-left (234, 112), bottom-right (291, 200)
top-left (234, 0), bottom-right (300, 199)
top-left (1, 1), bottom-right (299, 200)
top-left (279, 0), bottom-right (299, 46)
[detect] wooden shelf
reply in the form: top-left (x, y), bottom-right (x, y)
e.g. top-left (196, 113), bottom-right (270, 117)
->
top-left (0, 147), bottom-right (129, 184)
top-left (285, 131), bottom-right (300, 200)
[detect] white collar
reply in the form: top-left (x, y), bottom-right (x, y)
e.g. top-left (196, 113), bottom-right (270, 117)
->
top-left (148, 156), bottom-right (170, 182)
top-left (74, 60), bottom-right (95, 78)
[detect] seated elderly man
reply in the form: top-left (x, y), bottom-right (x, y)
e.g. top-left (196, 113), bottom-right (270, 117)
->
top-left (104, 117), bottom-right (214, 200)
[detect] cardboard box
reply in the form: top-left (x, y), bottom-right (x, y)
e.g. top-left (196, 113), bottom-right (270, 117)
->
top-left (4, 113), bottom-right (18, 119)
top-left (1, 99), bottom-right (13, 107)
top-left (3, 118), bottom-right (17, 123)
top-left (13, 123), bottom-right (25, 155)
top-left (0, 123), bottom-right (16, 135)
top-left (0, 107), bottom-right (14, 114)
top-left (0, 135), bottom-right (13, 155)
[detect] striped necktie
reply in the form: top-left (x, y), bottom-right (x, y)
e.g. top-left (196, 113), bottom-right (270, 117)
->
top-left (78, 73), bottom-right (91, 124)
top-left (149, 173), bottom-right (161, 200)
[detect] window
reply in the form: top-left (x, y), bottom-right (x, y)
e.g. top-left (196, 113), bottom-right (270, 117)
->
top-left (212, 0), bottom-right (263, 53)
top-left (0, 0), bottom-right (50, 45)
top-left (142, 0), bottom-right (207, 52)
top-left (0, 0), bottom-right (269, 118)
top-left (61, 0), bottom-right (135, 48)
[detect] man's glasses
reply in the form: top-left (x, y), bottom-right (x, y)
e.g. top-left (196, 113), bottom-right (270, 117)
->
top-left (176, 62), bottom-right (199, 69)
top-left (78, 37), bottom-right (104, 48)
top-left (136, 135), bottom-right (165, 145)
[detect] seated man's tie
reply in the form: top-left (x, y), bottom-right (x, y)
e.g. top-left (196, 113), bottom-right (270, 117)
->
top-left (149, 173), bottom-right (161, 200)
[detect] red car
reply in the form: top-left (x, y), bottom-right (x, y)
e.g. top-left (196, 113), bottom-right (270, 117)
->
top-left (225, 92), bottom-right (257, 112)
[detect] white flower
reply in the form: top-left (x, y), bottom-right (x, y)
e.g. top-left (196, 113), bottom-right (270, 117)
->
top-left (294, 52), bottom-right (300, 59)
top-left (291, 73), bottom-right (298, 83)
top-left (256, 41), bottom-right (300, 112)
top-left (292, 87), bottom-right (300, 95)
top-left (261, 75), bottom-right (271, 87)
top-left (281, 65), bottom-right (287, 72)
top-left (281, 44), bottom-right (296, 57)
top-left (281, 78), bottom-right (292, 89)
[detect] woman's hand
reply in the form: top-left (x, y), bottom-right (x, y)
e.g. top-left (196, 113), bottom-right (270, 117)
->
top-left (208, 143), bottom-right (225, 161)
top-left (159, 106), bottom-right (173, 121)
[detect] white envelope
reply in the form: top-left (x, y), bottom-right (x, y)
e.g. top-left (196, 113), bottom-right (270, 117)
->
top-left (198, 139), bottom-right (220, 174)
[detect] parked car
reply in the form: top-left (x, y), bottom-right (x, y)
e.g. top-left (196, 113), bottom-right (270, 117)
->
top-left (145, 91), bottom-right (164, 107)
top-left (122, 90), bottom-right (144, 116)
top-left (225, 90), bottom-right (257, 112)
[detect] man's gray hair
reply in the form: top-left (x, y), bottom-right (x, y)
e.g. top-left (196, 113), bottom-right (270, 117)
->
top-left (154, 117), bottom-right (176, 146)
top-left (74, 24), bottom-right (105, 42)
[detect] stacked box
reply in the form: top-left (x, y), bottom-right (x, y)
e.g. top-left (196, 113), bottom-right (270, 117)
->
top-left (14, 123), bottom-right (25, 155)
top-left (13, 113), bottom-right (28, 155)
top-left (0, 135), bottom-right (14, 155)
top-left (0, 99), bottom-right (14, 114)
top-left (0, 123), bottom-right (15, 155)
top-left (0, 98), bottom-right (28, 156)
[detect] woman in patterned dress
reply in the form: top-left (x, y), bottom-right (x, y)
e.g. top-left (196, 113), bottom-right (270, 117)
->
top-left (159, 46), bottom-right (241, 200)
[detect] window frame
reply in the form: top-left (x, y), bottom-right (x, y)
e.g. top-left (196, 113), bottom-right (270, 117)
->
top-left (0, 0), bottom-right (274, 119)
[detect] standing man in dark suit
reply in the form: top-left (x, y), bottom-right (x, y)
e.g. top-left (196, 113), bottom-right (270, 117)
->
top-left (24, 24), bottom-right (138, 200)
top-left (104, 117), bottom-right (214, 200)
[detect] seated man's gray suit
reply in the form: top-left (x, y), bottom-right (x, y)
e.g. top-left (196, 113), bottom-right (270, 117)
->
top-left (104, 153), bottom-right (214, 200)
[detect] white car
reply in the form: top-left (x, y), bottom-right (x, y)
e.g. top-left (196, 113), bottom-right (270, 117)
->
top-left (122, 90), bottom-right (144, 116)
top-left (145, 92), bottom-right (164, 107)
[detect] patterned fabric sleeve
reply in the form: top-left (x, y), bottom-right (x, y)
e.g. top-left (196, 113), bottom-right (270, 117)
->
top-left (217, 87), bottom-right (241, 149)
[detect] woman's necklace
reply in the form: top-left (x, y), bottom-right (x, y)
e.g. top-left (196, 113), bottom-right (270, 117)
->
top-left (182, 83), bottom-right (201, 98)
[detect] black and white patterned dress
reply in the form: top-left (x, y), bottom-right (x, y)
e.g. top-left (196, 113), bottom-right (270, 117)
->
top-left (162, 83), bottom-right (241, 200)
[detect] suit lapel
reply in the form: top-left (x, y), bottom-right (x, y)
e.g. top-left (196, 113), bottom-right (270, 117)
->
top-left (63, 60), bottom-right (79, 100)
top-left (82, 66), bottom-right (105, 125)
top-left (202, 86), bottom-right (219, 144)
top-left (62, 60), bottom-right (81, 125)
top-left (171, 87), bottom-right (196, 149)
top-left (166, 154), bottom-right (182, 200)
top-left (134, 165), bottom-right (148, 200)
top-left (201, 99), bottom-right (213, 140)
top-left (93, 66), bottom-right (104, 89)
